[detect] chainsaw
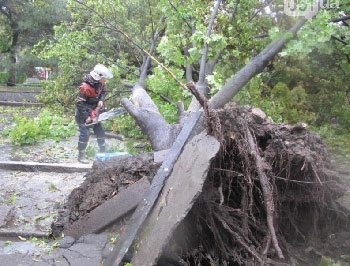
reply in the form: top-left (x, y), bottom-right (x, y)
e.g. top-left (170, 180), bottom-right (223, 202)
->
top-left (85, 107), bottom-right (126, 127)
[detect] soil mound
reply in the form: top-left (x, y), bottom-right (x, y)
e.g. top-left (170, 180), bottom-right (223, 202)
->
top-left (52, 153), bottom-right (160, 234)
top-left (53, 103), bottom-right (350, 265)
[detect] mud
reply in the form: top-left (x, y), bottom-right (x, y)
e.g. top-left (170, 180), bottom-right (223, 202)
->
top-left (55, 152), bottom-right (160, 228)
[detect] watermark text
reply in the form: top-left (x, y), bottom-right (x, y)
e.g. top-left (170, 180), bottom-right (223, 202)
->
top-left (284, 0), bottom-right (339, 21)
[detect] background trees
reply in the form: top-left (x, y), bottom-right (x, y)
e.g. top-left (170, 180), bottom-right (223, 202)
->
top-left (1, 0), bottom-right (349, 149)
top-left (0, 0), bottom-right (69, 84)
top-left (244, 5), bottom-right (350, 133)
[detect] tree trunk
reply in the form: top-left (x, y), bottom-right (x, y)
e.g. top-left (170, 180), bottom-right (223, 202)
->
top-left (7, 53), bottom-right (17, 86)
top-left (121, 83), bottom-right (182, 151)
top-left (121, 3), bottom-right (321, 151)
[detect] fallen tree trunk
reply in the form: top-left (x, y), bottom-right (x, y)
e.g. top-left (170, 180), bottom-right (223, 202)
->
top-left (121, 82), bottom-right (182, 151)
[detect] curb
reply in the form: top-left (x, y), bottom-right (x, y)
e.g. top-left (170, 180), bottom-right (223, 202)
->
top-left (0, 161), bottom-right (91, 173)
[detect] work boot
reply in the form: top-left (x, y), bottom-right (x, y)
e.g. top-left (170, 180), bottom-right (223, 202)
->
top-left (78, 151), bottom-right (89, 164)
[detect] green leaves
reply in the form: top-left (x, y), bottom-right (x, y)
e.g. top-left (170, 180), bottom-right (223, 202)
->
top-left (157, 36), bottom-right (185, 66)
top-left (25, 0), bottom-right (350, 142)
top-left (279, 7), bottom-right (343, 57)
top-left (206, 72), bottom-right (224, 95)
top-left (236, 78), bottom-right (317, 125)
top-left (147, 65), bottom-right (190, 115)
top-left (2, 109), bottom-right (76, 145)
top-left (0, 0), bottom-right (69, 79)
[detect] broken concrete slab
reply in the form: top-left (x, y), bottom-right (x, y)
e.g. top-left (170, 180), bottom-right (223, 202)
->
top-left (131, 131), bottom-right (220, 266)
top-left (153, 149), bottom-right (170, 163)
top-left (0, 160), bottom-right (91, 173)
top-left (1, 241), bottom-right (37, 255)
top-left (43, 239), bottom-right (105, 266)
top-left (104, 111), bottom-right (204, 266)
top-left (63, 177), bottom-right (150, 239)
top-left (76, 234), bottom-right (109, 249)
top-left (0, 233), bottom-right (110, 266)
top-left (57, 236), bottom-right (76, 249)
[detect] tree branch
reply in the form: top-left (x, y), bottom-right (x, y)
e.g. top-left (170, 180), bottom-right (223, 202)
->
top-left (188, 0), bottom-right (222, 112)
top-left (329, 15), bottom-right (350, 23)
top-left (167, 0), bottom-right (193, 30)
top-left (209, 16), bottom-right (309, 109)
top-left (228, 0), bottom-right (240, 24)
top-left (209, 0), bottom-right (327, 109)
top-left (331, 34), bottom-right (348, 45)
top-left (248, 0), bottom-right (273, 22)
top-left (197, 0), bottom-right (222, 85)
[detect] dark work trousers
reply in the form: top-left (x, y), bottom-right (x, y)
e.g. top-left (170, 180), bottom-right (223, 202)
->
top-left (77, 122), bottom-right (106, 153)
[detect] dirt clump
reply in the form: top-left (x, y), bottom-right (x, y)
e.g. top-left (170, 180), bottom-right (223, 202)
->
top-left (53, 103), bottom-right (350, 265)
top-left (52, 153), bottom-right (160, 234)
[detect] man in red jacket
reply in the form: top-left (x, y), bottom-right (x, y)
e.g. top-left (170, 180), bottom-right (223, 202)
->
top-left (75, 64), bottom-right (113, 163)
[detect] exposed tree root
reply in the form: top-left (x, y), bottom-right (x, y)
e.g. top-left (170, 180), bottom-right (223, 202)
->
top-left (171, 103), bottom-right (350, 265)
top-left (246, 128), bottom-right (284, 259)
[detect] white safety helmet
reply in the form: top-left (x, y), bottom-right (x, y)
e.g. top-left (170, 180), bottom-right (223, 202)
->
top-left (89, 64), bottom-right (113, 80)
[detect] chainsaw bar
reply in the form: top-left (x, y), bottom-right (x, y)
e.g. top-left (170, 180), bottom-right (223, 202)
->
top-left (85, 108), bottom-right (126, 127)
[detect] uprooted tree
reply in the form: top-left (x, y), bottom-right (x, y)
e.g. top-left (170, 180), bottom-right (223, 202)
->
top-left (117, 2), bottom-right (349, 261)
top-left (50, 0), bottom-right (350, 265)
top-left (56, 103), bottom-right (350, 265)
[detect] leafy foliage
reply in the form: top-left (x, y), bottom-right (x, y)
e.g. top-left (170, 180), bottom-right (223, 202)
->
top-left (113, 115), bottom-right (144, 139)
top-left (36, 81), bottom-right (75, 112)
top-left (0, 72), bottom-right (9, 84)
top-left (231, 0), bottom-right (350, 136)
top-left (2, 109), bottom-right (76, 145)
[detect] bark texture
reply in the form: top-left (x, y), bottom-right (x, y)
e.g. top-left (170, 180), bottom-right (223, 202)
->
top-left (121, 82), bottom-right (182, 151)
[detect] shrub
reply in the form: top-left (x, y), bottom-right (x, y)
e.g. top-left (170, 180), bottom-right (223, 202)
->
top-left (0, 72), bottom-right (9, 84)
top-left (2, 109), bottom-right (76, 145)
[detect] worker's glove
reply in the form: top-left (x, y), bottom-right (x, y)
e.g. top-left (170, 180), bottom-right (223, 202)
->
top-left (86, 109), bottom-right (99, 124)
top-left (91, 108), bottom-right (99, 118)
top-left (85, 116), bottom-right (92, 124)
